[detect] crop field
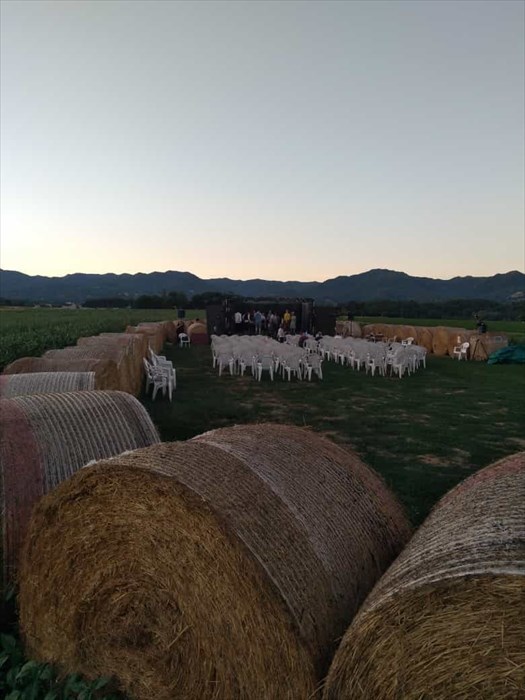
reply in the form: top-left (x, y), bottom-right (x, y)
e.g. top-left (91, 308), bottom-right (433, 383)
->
top-left (144, 345), bottom-right (525, 527)
top-left (0, 308), bottom-right (204, 370)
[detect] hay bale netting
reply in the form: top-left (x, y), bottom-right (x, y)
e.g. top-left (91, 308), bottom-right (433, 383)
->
top-left (323, 452), bottom-right (525, 700)
top-left (19, 424), bottom-right (411, 700)
top-left (0, 390), bottom-right (160, 592)
top-left (0, 372), bottom-right (95, 398)
top-left (415, 326), bottom-right (434, 352)
top-left (187, 320), bottom-right (208, 345)
top-left (43, 346), bottom-right (133, 394)
top-left (470, 332), bottom-right (509, 361)
top-left (2, 357), bottom-right (120, 391)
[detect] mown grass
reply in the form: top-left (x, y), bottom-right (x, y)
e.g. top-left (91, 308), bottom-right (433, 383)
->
top-left (144, 345), bottom-right (525, 526)
top-left (0, 308), bottom-right (204, 370)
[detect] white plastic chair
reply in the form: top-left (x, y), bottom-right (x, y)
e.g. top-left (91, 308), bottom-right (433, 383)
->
top-left (179, 333), bottom-right (190, 348)
top-left (256, 355), bottom-right (274, 381)
top-left (143, 359), bottom-right (171, 400)
top-left (304, 354), bottom-right (323, 381)
top-left (453, 342), bottom-right (470, 361)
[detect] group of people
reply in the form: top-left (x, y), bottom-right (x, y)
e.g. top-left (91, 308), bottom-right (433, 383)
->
top-left (234, 309), bottom-right (298, 338)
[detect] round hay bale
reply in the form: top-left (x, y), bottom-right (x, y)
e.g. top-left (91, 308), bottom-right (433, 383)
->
top-left (446, 329), bottom-right (475, 357)
top-left (19, 424), bottom-right (410, 700)
top-left (0, 372), bottom-right (95, 398)
top-left (392, 325), bottom-right (418, 343)
top-left (338, 321), bottom-right (362, 338)
top-left (431, 326), bottom-right (457, 356)
top-left (44, 346), bottom-right (133, 394)
top-left (77, 334), bottom-right (148, 396)
top-left (415, 326), bottom-right (433, 352)
top-left (2, 357), bottom-right (120, 391)
top-left (0, 391), bottom-right (160, 592)
top-left (187, 321), bottom-right (208, 345)
top-left (127, 325), bottom-right (164, 354)
top-left (323, 452), bottom-right (525, 699)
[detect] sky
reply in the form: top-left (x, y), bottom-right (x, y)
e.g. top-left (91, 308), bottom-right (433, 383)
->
top-left (1, 0), bottom-right (524, 282)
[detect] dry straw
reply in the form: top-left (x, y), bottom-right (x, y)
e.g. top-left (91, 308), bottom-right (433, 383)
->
top-left (323, 452), bottom-right (525, 700)
top-left (0, 371), bottom-right (95, 398)
top-left (3, 357), bottom-right (121, 391)
top-left (414, 326), bottom-right (433, 351)
top-left (19, 424), bottom-right (410, 700)
top-left (0, 390), bottom-right (160, 592)
top-left (44, 346), bottom-right (133, 394)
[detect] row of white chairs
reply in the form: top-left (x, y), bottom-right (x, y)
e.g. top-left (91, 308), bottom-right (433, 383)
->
top-left (210, 335), bottom-right (323, 381)
top-left (318, 337), bottom-right (426, 378)
top-left (143, 348), bottom-right (177, 400)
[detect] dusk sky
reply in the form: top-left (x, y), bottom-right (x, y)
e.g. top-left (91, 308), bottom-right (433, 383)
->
top-left (1, 0), bottom-right (523, 281)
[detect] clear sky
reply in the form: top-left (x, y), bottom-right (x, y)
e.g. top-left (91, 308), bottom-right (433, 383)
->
top-left (1, 0), bottom-right (523, 281)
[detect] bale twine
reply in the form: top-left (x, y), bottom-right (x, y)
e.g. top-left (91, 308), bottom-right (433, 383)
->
top-left (323, 452), bottom-right (525, 699)
top-left (0, 391), bottom-right (160, 592)
top-left (2, 357), bottom-right (120, 391)
top-left (44, 346), bottom-right (133, 394)
top-left (19, 424), bottom-right (410, 700)
top-left (415, 326), bottom-right (433, 352)
top-left (470, 333), bottom-right (509, 361)
top-left (0, 372), bottom-right (95, 398)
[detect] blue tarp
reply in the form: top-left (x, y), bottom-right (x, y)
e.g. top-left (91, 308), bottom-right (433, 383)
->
top-left (487, 345), bottom-right (525, 365)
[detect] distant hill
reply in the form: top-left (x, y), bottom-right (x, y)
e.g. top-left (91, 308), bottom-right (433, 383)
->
top-left (0, 268), bottom-right (523, 305)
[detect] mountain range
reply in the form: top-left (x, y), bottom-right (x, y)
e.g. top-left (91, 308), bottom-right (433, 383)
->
top-left (0, 268), bottom-right (523, 305)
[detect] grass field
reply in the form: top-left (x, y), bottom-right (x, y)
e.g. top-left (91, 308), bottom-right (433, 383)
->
top-left (356, 316), bottom-right (525, 342)
top-left (144, 345), bottom-right (525, 527)
top-left (0, 308), bottom-right (204, 370)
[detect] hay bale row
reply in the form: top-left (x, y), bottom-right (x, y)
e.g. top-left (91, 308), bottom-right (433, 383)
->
top-left (43, 346), bottom-right (135, 394)
top-left (126, 325), bottom-right (164, 354)
top-left (0, 372), bottom-right (95, 398)
top-left (2, 357), bottom-right (121, 391)
top-left (336, 321), bottom-right (362, 338)
top-left (470, 332), bottom-right (509, 361)
top-left (19, 424), bottom-right (410, 700)
top-left (324, 452), bottom-right (525, 699)
top-left (0, 390), bottom-right (160, 592)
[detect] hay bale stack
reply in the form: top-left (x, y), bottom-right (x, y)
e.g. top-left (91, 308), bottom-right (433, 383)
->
top-left (43, 346), bottom-right (132, 394)
top-left (337, 321), bottom-right (362, 338)
top-left (2, 357), bottom-right (120, 391)
top-left (19, 424), bottom-right (410, 700)
top-left (187, 320), bottom-right (208, 345)
top-left (415, 326), bottom-right (434, 352)
top-left (0, 391), bottom-right (160, 592)
top-left (431, 326), bottom-right (459, 356)
top-left (470, 332), bottom-right (509, 361)
top-left (323, 452), bottom-right (525, 699)
top-left (0, 372), bottom-right (95, 398)
top-left (362, 323), bottom-right (392, 339)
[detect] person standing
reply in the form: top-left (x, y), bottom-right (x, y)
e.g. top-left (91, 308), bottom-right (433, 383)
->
top-left (283, 309), bottom-right (291, 330)
top-left (234, 310), bottom-right (242, 335)
top-left (290, 312), bottom-right (297, 335)
top-left (254, 309), bottom-right (263, 334)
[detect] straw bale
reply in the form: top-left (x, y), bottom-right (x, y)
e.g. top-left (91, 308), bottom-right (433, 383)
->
top-left (126, 325), bottom-right (164, 354)
top-left (362, 323), bottom-right (393, 339)
top-left (323, 452), bottom-right (525, 699)
top-left (2, 357), bottom-right (119, 391)
top-left (470, 332), bottom-right (509, 361)
top-left (431, 326), bottom-right (461, 356)
top-left (337, 321), bottom-right (362, 338)
top-left (0, 391), bottom-right (159, 592)
top-left (77, 334), bottom-right (148, 395)
top-left (19, 424), bottom-right (410, 700)
top-left (445, 329), bottom-right (475, 357)
top-left (392, 325), bottom-right (418, 342)
top-left (415, 326), bottom-right (433, 352)
top-left (187, 321), bottom-right (208, 344)
top-left (0, 372), bottom-right (95, 398)
top-left (44, 346), bottom-right (133, 394)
